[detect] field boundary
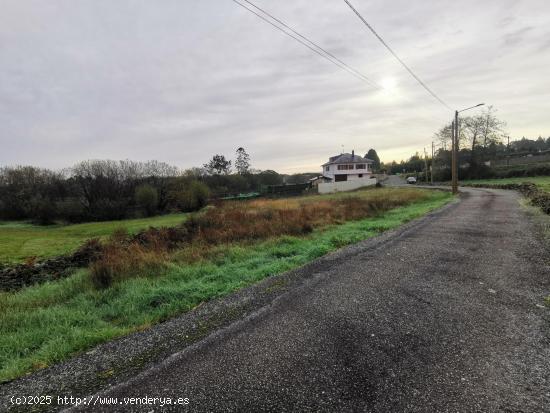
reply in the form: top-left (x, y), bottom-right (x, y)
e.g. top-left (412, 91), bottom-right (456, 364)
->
top-left (0, 193), bottom-right (458, 413)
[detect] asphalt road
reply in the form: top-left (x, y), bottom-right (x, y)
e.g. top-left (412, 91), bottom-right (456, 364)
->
top-left (381, 174), bottom-right (407, 186)
top-left (73, 188), bottom-right (549, 412)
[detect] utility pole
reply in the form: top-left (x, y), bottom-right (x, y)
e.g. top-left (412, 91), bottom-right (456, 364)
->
top-left (451, 119), bottom-right (457, 194)
top-left (431, 141), bottom-right (435, 185)
top-left (507, 136), bottom-right (510, 167)
top-left (424, 147), bottom-right (428, 183)
top-left (423, 147), bottom-right (429, 183)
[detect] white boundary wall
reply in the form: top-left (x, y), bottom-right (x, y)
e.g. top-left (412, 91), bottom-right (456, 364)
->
top-left (318, 178), bottom-right (377, 194)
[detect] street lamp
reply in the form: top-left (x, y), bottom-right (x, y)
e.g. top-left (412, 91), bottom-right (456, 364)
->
top-left (451, 103), bottom-right (485, 194)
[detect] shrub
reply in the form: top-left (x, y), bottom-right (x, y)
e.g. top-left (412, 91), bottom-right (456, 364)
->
top-left (71, 238), bottom-right (104, 266)
top-left (135, 184), bottom-right (158, 216)
top-left (90, 243), bottom-right (167, 288)
top-left (168, 179), bottom-right (210, 212)
top-left (498, 163), bottom-right (550, 178)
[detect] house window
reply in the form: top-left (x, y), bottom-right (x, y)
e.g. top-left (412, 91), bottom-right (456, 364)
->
top-left (337, 164), bottom-right (353, 170)
top-left (325, 166), bottom-right (330, 171)
top-left (335, 174), bottom-right (347, 182)
top-left (358, 174), bottom-right (363, 178)
top-left (355, 164), bottom-right (366, 169)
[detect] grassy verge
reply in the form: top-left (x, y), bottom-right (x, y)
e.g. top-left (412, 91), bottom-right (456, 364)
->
top-left (461, 176), bottom-right (550, 193)
top-left (0, 189), bottom-right (452, 383)
top-left (520, 197), bottom-right (550, 308)
top-left (0, 214), bottom-right (187, 264)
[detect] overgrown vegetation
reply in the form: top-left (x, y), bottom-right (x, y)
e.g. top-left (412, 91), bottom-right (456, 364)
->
top-left (88, 188), bottom-right (430, 287)
top-left (0, 188), bottom-right (452, 382)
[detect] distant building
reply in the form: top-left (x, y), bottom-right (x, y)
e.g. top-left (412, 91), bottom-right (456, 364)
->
top-left (321, 150), bottom-right (375, 182)
top-left (316, 150), bottom-right (377, 194)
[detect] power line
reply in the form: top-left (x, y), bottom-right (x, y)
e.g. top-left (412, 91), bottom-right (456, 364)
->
top-left (232, 0), bottom-right (378, 88)
top-left (241, 0), bottom-right (378, 87)
top-left (342, 0), bottom-right (451, 110)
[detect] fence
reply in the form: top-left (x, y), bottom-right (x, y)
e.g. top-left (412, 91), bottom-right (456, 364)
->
top-left (263, 183), bottom-right (311, 196)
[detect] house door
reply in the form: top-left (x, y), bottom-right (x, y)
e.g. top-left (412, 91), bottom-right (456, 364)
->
top-left (335, 174), bottom-right (347, 182)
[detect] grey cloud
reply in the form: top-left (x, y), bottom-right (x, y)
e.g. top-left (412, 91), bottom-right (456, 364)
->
top-left (0, 0), bottom-right (549, 172)
top-left (503, 26), bottom-right (534, 46)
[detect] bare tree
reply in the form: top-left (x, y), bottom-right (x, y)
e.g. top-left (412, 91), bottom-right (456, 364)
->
top-left (480, 106), bottom-right (506, 149)
top-left (462, 115), bottom-right (486, 166)
top-left (434, 124), bottom-right (453, 150)
top-left (462, 106), bottom-right (505, 166)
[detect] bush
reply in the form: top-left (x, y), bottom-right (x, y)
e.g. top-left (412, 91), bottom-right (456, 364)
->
top-left (168, 179), bottom-right (210, 212)
top-left (497, 163), bottom-right (550, 178)
top-left (135, 184), bottom-right (158, 216)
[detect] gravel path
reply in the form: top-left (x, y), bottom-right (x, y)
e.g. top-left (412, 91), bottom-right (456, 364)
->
top-left (69, 187), bottom-right (550, 412)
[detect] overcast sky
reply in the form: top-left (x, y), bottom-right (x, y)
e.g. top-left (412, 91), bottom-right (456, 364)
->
top-left (1, 0), bottom-right (549, 173)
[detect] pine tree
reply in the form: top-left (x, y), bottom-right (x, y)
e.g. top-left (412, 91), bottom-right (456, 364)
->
top-left (203, 155), bottom-right (231, 175)
top-left (365, 149), bottom-right (381, 172)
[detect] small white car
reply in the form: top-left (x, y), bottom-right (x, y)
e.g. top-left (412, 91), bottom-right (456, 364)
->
top-left (406, 176), bottom-right (417, 184)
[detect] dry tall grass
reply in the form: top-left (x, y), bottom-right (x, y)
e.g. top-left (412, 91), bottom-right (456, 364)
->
top-left (90, 188), bottom-right (428, 287)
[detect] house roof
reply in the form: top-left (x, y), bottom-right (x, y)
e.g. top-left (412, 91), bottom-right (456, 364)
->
top-left (309, 175), bottom-right (332, 181)
top-left (322, 153), bottom-right (375, 166)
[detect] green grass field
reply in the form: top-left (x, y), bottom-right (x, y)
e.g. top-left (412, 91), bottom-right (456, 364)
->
top-left (461, 176), bottom-right (550, 193)
top-left (0, 214), bottom-right (188, 264)
top-left (0, 189), bottom-right (453, 382)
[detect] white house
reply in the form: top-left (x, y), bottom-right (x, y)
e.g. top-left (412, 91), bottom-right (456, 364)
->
top-left (316, 151), bottom-right (377, 193)
top-left (322, 151), bottom-right (375, 182)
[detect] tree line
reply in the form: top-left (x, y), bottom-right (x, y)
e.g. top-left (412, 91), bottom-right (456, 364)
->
top-left (383, 106), bottom-right (550, 180)
top-left (0, 148), bottom-right (288, 224)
